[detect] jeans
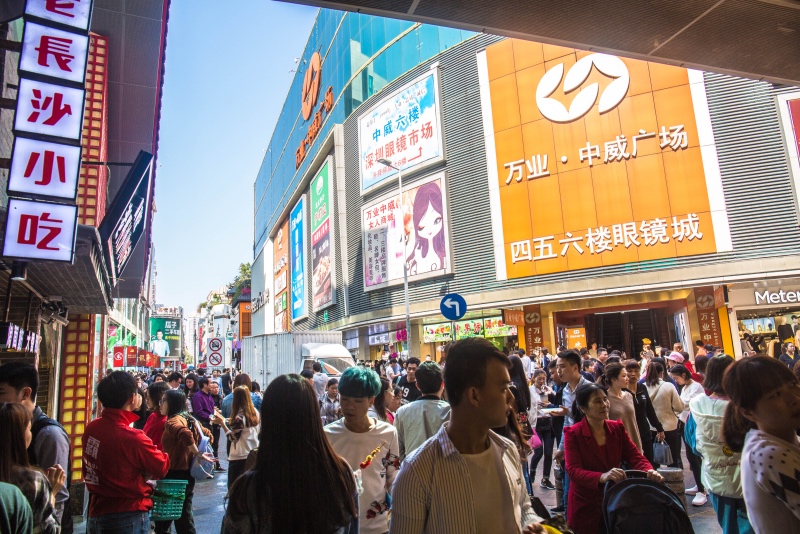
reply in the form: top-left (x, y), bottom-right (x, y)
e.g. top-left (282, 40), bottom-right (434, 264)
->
top-left (155, 470), bottom-right (196, 534)
top-left (530, 420), bottom-right (556, 481)
top-left (87, 511), bottom-right (150, 534)
top-left (562, 466), bottom-right (570, 514)
top-left (683, 435), bottom-right (705, 493)
top-left (708, 493), bottom-right (754, 534)
top-left (227, 459), bottom-right (247, 491)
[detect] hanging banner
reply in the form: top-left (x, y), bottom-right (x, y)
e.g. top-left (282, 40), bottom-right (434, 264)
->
top-left (290, 195), bottom-right (308, 322)
top-left (523, 304), bottom-right (543, 349)
top-left (362, 172), bottom-right (452, 291)
top-left (310, 158), bottom-right (336, 311)
top-left (695, 286), bottom-right (723, 347)
top-left (112, 346), bottom-right (124, 368)
top-left (359, 69), bottom-right (444, 195)
top-left (125, 346), bottom-right (137, 367)
top-left (273, 217), bottom-right (290, 333)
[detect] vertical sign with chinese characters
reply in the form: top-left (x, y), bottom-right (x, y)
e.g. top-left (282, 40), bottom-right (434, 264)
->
top-left (3, 0), bottom-right (94, 263)
top-left (273, 218), bottom-right (290, 333)
top-left (358, 70), bottom-right (444, 195)
top-left (361, 172), bottom-right (452, 291)
top-left (290, 195), bottom-right (307, 322)
top-left (477, 39), bottom-right (733, 280)
top-left (523, 305), bottom-right (543, 350)
top-left (310, 158), bottom-right (336, 311)
top-left (695, 286), bottom-right (723, 348)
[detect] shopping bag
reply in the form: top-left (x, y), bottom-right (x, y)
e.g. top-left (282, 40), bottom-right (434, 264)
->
top-left (652, 439), bottom-right (673, 467)
top-left (190, 434), bottom-right (215, 480)
top-left (528, 428), bottom-right (543, 449)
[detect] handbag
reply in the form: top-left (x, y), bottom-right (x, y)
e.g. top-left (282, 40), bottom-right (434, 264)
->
top-left (528, 428), bottom-right (543, 449)
top-left (190, 433), bottom-right (215, 480)
top-left (652, 439), bottom-right (673, 467)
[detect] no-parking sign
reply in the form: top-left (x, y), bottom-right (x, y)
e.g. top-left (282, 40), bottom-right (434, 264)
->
top-left (209, 338), bottom-right (222, 352)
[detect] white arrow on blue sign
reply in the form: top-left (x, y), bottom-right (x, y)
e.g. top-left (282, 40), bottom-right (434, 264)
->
top-left (440, 293), bottom-right (467, 321)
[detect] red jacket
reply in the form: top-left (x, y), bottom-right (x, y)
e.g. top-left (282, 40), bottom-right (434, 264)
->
top-left (143, 412), bottom-right (167, 451)
top-left (82, 408), bottom-right (170, 516)
top-left (564, 418), bottom-right (652, 534)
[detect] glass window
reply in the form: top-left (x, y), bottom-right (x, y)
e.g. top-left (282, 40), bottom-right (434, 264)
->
top-left (401, 29), bottom-right (421, 73)
top-left (419, 25), bottom-right (439, 62)
top-left (385, 40), bottom-right (403, 82)
top-left (360, 19), bottom-right (373, 58)
top-left (439, 25), bottom-right (462, 50)
top-left (371, 17), bottom-right (386, 56)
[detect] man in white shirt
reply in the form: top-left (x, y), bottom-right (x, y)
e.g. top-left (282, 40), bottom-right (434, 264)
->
top-left (386, 357), bottom-right (402, 384)
top-left (325, 367), bottom-right (399, 534)
top-left (394, 361), bottom-right (450, 459)
top-left (519, 349), bottom-right (533, 381)
top-left (149, 329), bottom-right (170, 358)
top-left (390, 337), bottom-right (544, 534)
top-left (311, 361), bottom-right (329, 398)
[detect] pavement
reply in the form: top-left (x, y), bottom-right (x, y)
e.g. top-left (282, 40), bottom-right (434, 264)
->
top-left (74, 430), bottom-right (722, 533)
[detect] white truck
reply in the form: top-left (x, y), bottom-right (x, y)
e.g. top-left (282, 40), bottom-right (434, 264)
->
top-left (241, 331), bottom-right (355, 388)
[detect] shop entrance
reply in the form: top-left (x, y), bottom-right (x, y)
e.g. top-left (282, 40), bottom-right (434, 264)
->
top-left (555, 300), bottom-right (689, 358)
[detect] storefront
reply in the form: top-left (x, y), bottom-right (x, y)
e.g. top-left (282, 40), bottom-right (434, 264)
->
top-left (251, 12), bottom-right (800, 364)
top-left (728, 281), bottom-right (800, 356)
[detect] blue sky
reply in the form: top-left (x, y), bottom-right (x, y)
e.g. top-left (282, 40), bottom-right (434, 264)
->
top-left (152, 0), bottom-right (318, 312)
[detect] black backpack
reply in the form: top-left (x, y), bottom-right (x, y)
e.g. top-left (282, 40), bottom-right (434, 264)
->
top-left (602, 471), bottom-right (694, 534)
top-left (28, 409), bottom-right (72, 487)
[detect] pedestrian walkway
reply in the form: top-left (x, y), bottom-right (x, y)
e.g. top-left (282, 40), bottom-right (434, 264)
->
top-left (74, 428), bottom-right (721, 533)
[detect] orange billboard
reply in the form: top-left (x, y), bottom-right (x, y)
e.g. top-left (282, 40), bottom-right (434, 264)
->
top-left (477, 40), bottom-right (732, 279)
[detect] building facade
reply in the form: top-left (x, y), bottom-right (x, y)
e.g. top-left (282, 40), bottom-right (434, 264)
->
top-left (252, 10), bottom-right (800, 362)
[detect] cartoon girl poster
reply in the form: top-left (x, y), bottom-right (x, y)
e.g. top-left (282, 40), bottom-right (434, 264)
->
top-left (405, 180), bottom-right (447, 276)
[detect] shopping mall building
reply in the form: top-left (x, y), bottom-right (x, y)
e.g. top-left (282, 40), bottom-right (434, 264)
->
top-left (251, 9), bottom-right (800, 361)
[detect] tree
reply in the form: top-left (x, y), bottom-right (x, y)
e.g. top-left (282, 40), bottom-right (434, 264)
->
top-left (230, 262), bottom-right (251, 302)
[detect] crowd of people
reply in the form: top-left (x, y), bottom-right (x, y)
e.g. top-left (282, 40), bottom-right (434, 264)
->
top-left (0, 337), bottom-right (799, 533)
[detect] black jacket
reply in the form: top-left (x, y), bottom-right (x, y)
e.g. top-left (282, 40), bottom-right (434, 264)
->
top-left (627, 382), bottom-right (664, 439)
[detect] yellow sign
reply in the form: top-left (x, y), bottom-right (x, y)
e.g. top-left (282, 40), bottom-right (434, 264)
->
top-left (478, 40), bottom-right (732, 279)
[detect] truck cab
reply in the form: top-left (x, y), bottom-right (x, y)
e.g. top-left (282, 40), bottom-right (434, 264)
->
top-left (300, 342), bottom-right (356, 377)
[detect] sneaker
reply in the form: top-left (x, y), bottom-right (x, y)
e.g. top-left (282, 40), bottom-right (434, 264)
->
top-left (540, 478), bottom-right (556, 490)
top-left (692, 492), bottom-right (708, 506)
top-left (685, 485), bottom-right (699, 496)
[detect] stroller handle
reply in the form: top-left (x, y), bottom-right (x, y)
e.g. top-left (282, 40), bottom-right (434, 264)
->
top-left (603, 469), bottom-right (650, 491)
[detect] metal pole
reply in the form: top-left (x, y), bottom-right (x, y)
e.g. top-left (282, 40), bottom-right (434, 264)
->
top-left (399, 168), bottom-right (411, 354)
top-left (3, 277), bottom-right (13, 322)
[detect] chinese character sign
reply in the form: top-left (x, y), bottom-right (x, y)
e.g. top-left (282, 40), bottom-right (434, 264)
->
top-left (361, 172), bottom-right (451, 291)
top-left (290, 195), bottom-right (308, 322)
top-left (523, 305), bottom-right (543, 349)
top-left (477, 40), bottom-right (733, 280)
top-left (14, 78), bottom-right (84, 140)
top-left (273, 217), bottom-right (290, 333)
top-left (8, 137), bottom-right (81, 199)
top-left (25, 0), bottom-right (94, 31)
top-left (694, 286), bottom-right (723, 348)
top-left (310, 159), bottom-right (336, 310)
top-left (2, 199), bottom-right (77, 262)
top-left (359, 70), bottom-right (444, 194)
top-left (149, 317), bottom-right (182, 359)
top-left (20, 22), bottom-right (89, 84)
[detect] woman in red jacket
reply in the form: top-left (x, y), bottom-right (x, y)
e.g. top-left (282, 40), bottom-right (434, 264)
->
top-left (564, 383), bottom-right (664, 534)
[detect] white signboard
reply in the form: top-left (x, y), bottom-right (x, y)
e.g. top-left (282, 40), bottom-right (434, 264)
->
top-left (20, 22), bottom-right (89, 84)
top-left (25, 0), bottom-right (94, 31)
top-left (358, 69), bottom-right (444, 195)
top-left (8, 137), bottom-right (81, 199)
top-left (3, 198), bottom-right (78, 262)
top-left (361, 172), bottom-right (452, 291)
top-left (14, 78), bottom-right (85, 141)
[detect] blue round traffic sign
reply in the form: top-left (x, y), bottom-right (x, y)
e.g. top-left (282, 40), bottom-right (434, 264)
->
top-left (440, 293), bottom-right (467, 321)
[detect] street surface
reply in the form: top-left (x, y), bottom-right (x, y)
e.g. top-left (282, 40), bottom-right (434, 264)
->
top-left (73, 428), bottom-right (721, 533)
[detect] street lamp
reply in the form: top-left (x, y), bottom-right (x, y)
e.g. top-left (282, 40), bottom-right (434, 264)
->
top-left (377, 158), bottom-right (411, 355)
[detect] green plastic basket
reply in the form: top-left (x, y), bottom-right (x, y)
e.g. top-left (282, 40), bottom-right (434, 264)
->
top-left (150, 479), bottom-right (188, 521)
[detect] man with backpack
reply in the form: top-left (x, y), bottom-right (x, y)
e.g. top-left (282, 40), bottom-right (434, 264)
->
top-left (0, 362), bottom-right (72, 532)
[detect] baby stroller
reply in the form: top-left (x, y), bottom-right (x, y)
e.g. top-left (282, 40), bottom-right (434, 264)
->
top-left (602, 470), bottom-right (695, 534)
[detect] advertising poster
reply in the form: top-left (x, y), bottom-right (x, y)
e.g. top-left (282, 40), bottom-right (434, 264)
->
top-left (484, 317), bottom-right (517, 338)
top-left (359, 70), bottom-right (444, 194)
top-left (362, 172), bottom-right (451, 291)
top-left (311, 159), bottom-right (336, 311)
top-left (477, 40), bottom-right (733, 280)
top-left (523, 305), bottom-right (543, 349)
top-left (695, 286), bottom-right (723, 347)
top-left (423, 322), bottom-right (453, 343)
top-left (290, 195), bottom-right (308, 322)
top-left (454, 319), bottom-right (485, 340)
top-left (273, 217), bottom-right (290, 333)
top-left (149, 317), bottom-right (182, 359)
